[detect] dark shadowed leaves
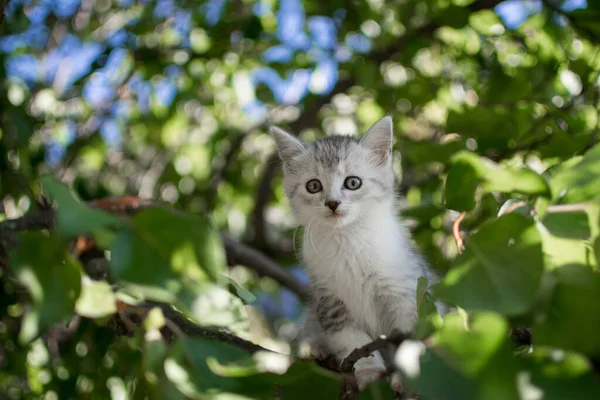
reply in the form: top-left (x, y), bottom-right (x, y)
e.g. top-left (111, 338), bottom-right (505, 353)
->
top-left (438, 214), bottom-right (544, 315)
top-left (533, 265), bottom-right (600, 357)
top-left (9, 232), bottom-right (81, 342)
top-left (519, 347), bottom-right (600, 400)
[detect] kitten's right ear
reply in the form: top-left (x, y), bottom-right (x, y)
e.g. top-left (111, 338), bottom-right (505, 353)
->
top-left (269, 126), bottom-right (305, 163)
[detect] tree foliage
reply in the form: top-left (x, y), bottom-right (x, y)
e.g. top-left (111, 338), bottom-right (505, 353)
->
top-left (1, 0), bottom-right (600, 399)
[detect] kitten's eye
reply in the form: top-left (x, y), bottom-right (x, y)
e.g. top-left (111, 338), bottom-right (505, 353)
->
top-left (344, 176), bottom-right (362, 190)
top-left (306, 179), bottom-right (322, 193)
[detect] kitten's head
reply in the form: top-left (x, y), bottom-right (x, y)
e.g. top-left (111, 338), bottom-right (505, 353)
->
top-left (270, 116), bottom-right (396, 228)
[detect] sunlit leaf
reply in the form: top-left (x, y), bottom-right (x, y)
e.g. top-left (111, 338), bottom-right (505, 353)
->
top-left (539, 210), bottom-right (597, 269)
top-left (408, 312), bottom-right (519, 399)
top-left (76, 279), bottom-right (117, 318)
top-left (550, 144), bottom-right (600, 203)
top-left (438, 214), bottom-right (544, 315)
top-left (533, 265), bottom-right (600, 357)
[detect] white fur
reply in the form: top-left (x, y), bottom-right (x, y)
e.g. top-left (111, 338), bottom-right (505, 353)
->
top-left (271, 116), bottom-right (439, 391)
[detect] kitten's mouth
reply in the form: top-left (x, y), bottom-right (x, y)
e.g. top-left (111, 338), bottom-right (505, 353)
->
top-left (327, 211), bottom-right (343, 218)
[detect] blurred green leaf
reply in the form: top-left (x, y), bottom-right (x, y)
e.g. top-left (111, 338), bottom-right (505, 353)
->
top-left (550, 144), bottom-right (600, 203)
top-left (75, 280), bottom-right (117, 318)
top-left (438, 214), bottom-right (544, 315)
top-left (539, 211), bottom-right (597, 269)
top-left (469, 10), bottom-right (504, 36)
top-left (445, 151), bottom-right (550, 211)
top-left (414, 276), bottom-right (438, 338)
top-left (518, 346), bottom-right (600, 400)
top-left (222, 274), bottom-right (257, 304)
top-left (40, 176), bottom-right (122, 240)
top-left (109, 206), bottom-right (225, 290)
top-left (9, 232), bottom-right (81, 342)
top-left (533, 265), bottom-right (600, 357)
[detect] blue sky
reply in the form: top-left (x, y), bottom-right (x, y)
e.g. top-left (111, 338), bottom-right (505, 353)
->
top-left (1, 0), bottom-right (589, 166)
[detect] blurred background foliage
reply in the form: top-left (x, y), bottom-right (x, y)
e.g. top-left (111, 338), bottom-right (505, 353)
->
top-left (1, 0), bottom-right (600, 398)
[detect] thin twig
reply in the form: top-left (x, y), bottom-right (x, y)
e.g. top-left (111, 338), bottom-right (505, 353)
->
top-left (546, 202), bottom-right (591, 214)
top-left (139, 300), bottom-right (269, 353)
top-left (498, 201), bottom-right (527, 217)
top-left (340, 332), bottom-right (408, 372)
top-left (452, 212), bottom-right (466, 255)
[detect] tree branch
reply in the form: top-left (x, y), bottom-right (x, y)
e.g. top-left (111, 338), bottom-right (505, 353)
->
top-left (221, 234), bottom-right (310, 301)
top-left (340, 332), bottom-right (408, 373)
top-left (0, 197), bottom-right (309, 300)
top-left (136, 300), bottom-right (269, 353)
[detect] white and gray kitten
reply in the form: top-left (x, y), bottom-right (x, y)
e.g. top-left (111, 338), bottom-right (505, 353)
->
top-left (270, 116), bottom-right (440, 391)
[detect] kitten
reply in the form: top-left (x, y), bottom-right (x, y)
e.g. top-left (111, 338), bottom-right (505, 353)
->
top-left (270, 116), bottom-right (440, 391)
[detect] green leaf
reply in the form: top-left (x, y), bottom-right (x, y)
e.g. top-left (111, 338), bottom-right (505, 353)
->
top-left (174, 336), bottom-right (344, 399)
top-left (414, 277), bottom-right (438, 339)
top-left (436, 5), bottom-right (470, 30)
top-left (539, 211), bottom-right (597, 269)
top-left (408, 312), bottom-right (519, 400)
top-left (445, 151), bottom-right (550, 211)
top-left (438, 214), bottom-right (544, 315)
top-left (9, 232), bottom-right (82, 343)
top-left (222, 274), bottom-right (257, 304)
top-left (550, 144), bottom-right (600, 203)
top-left (533, 265), bottom-right (600, 357)
top-left (41, 176), bottom-right (122, 240)
top-left (75, 280), bottom-right (117, 318)
top-left (109, 206), bottom-right (226, 290)
top-left (469, 10), bottom-right (505, 36)
top-left (436, 313), bottom-right (516, 377)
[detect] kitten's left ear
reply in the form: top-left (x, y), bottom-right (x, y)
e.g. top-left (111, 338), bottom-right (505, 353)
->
top-left (360, 115), bottom-right (393, 165)
top-left (269, 126), bottom-right (305, 164)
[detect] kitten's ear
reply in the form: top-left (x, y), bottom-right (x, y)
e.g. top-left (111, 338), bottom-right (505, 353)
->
top-left (269, 126), bottom-right (305, 164)
top-left (361, 115), bottom-right (393, 165)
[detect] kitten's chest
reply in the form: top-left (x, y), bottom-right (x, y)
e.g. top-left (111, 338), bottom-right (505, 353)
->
top-left (303, 233), bottom-right (398, 324)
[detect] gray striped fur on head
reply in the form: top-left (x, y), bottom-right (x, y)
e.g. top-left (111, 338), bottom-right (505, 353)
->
top-left (269, 116), bottom-right (396, 228)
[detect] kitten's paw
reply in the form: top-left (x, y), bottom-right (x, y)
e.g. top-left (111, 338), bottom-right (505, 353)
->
top-left (306, 340), bottom-right (329, 360)
top-left (354, 356), bottom-right (387, 391)
top-left (390, 372), bottom-right (404, 395)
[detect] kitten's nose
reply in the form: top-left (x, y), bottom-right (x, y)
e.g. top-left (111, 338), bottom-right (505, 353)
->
top-left (325, 200), bottom-right (340, 211)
